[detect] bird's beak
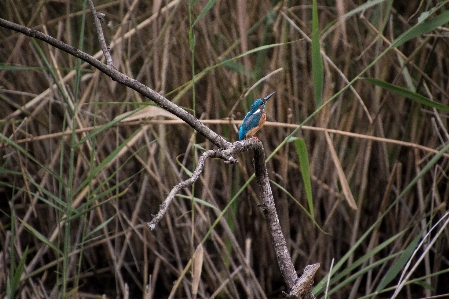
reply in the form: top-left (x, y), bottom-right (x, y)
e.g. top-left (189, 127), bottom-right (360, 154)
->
top-left (263, 92), bottom-right (275, 104)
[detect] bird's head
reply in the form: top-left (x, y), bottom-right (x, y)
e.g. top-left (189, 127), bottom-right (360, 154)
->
top-left (248, 92), bottom-right (275, 115)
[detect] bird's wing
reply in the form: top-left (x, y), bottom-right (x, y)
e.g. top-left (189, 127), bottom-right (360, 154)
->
top-left (240, 113), bottom-right (260, 135)
top-left (238, 112), bottom-right (252, 139)
top-left (244, 111), bottom-right (262, 127)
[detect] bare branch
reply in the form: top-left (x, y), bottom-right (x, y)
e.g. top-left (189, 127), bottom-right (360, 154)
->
top-left (284, 263), bottom-right (320, 299)
top-left (87, 0), bottom-right (114, 68)
top-left (149, 138), bottom-right (320, 297)
top-left (0, 17), bottom-right (320, 297)
top-left (147, 149), bottom-right (238, 230)
top-left (0, 17), bottom-right (230, 149)
top-left (148, 139), bottom-right (272, 230)
top-left (252, 140), bottom-right (300, 289)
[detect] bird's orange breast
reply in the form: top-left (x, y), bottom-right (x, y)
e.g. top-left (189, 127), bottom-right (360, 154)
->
top-left (245, 111), bottom-right (266, 138)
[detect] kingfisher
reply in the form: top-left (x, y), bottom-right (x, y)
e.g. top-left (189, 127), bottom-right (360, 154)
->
top-left (238, 92), bottom-right (275, 141)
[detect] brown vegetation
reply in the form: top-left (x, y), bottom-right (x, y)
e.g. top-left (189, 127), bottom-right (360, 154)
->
top-left (1, 0), bottom-right (448, 298)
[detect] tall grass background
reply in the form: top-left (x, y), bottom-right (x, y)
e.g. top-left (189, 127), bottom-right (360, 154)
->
top-left (1, 0), bottom-right (449, 298)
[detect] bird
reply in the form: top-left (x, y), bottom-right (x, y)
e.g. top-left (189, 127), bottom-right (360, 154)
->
top-left (239, 92), bottom-right (275, 141)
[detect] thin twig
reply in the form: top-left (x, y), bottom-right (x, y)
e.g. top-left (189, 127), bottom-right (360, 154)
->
top-left (147, 149), bottom-right (238, 230)
top-left (0, 17), bottom-right (230, 149)
top-left (3, 119), bottom-right (449, 159)
top-left (87, 0), bottom-right (115, 68)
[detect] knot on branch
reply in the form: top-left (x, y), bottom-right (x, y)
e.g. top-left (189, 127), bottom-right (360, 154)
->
top-left (283, 263), bottom-right (320, 299)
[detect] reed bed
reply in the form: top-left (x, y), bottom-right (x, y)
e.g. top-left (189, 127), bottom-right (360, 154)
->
top-left (1, 0), bottom-right (448, 298)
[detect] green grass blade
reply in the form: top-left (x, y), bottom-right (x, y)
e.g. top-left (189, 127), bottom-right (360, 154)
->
top-left (292, 137), bottom-right (315, 222)
top-left (364, 78), bottom-right (449, 113)
top-left (84, 216), bottom-right (115, 239)
top-left (31, 39), bottom-right (72, 114)
top-left (223, 59), bottom-right (254, 78)
top-left (167, 41), bottom-right (288, 101)
top-left (270, 179), bottom-right (325, 232)
top-left (314, 141), bottom-right (449, 296)
top-left (328, 231), bottom-right (405, 286)
top-left (270, 180), bottom-right (311, 218)
top-left (176, 194), bottom-right (221, 211)
top-left (69, 184), bottom-right (131, 224)
top-left (0, 64), bottom-right (46, 71)
top-left (26, 187), bottom-right (71, 215)
top-left (192, 0), bottom-right (217, 26)
top-left (76, 108), bottom-right (140, 146)
top-left (0, 134), bottom-right (63, 182)
top-left (19, 220), bottom-right (62, 255)
top-left (390, 9), bottom-right (449, 49)
top-left (328, 251), bottom-right (402, 297)
top-left (77, 172), bottom-right (138, 216)
top-left (11, 246), bottom-right (29, 294)
top-left (176, 155), bottom-right (194, 177)
top-left (311, 0), bottom-right (323, 107)
top-left (375, 231), bottom-right (422, 292)
top-left (73, 126), bottom-right (142, 196)
top-left (324, 0), bottom-right (389, 32)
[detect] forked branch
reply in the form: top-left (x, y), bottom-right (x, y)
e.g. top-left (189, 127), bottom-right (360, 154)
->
top-left (147, 148), bottom-right (238, 230)
top-left (149, 138), bottom-right (319, 298)
top-left (0, 15), bottom-right (319, 299)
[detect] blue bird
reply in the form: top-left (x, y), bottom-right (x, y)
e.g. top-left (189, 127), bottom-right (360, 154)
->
top-left (239, 92), bottom-right (275, 141)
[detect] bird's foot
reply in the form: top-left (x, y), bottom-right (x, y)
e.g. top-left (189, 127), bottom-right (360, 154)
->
top-left (251, 136), bottom-right (259, 141)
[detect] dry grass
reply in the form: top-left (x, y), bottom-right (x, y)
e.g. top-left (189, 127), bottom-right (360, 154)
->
top-left (1, 0), bottom-right (449, 298)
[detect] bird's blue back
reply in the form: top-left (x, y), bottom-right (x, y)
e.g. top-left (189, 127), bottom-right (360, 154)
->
top-left (239, 99), bottom-right (265, 140)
